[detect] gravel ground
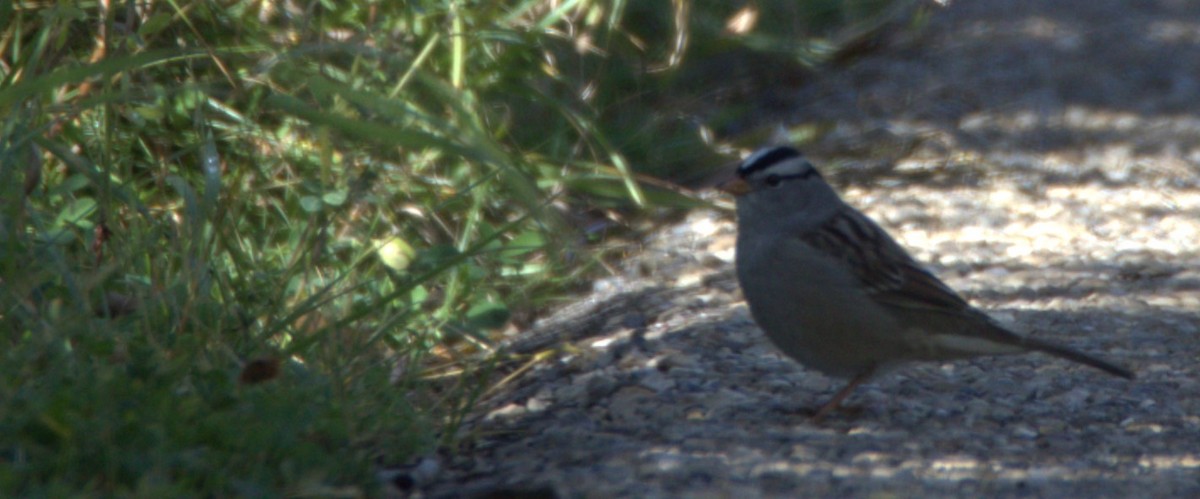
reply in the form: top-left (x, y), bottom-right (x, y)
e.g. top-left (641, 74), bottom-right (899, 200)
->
top-left (406, 1), bottom-right (1200, 497)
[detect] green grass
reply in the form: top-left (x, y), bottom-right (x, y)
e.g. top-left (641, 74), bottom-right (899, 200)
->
top-left (0, 0), bottom-right (918, 495)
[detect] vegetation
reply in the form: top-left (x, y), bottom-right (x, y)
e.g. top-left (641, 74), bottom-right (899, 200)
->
top-left (0, 0), bottom-right (917, 495)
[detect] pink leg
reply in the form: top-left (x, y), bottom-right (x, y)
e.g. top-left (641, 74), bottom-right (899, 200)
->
top-left (812, 369), bottom-right (875, 422)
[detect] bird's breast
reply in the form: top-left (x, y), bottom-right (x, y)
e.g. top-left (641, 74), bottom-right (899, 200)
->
top-left (735, 234), bottom-right (906, 377)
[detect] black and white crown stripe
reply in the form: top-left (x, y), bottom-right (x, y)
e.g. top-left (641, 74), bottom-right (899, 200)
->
top-left (738, 146), bottom-right (801, 175)
top-left (737, 146), bottom-right (820, 182)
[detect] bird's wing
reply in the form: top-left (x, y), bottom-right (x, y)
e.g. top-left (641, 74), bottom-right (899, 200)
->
top-left (796, 208), bottom-right (1135, 377)
top-left (796, 207), bottom-right (1037, 357)
top-left (799, 208), bottom-right (971, 313)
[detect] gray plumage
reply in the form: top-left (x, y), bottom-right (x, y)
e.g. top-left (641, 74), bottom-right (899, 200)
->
top-left (722, 146), bottom-right (1133, 419)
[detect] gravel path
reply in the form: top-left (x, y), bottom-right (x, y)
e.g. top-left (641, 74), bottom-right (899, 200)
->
top-left (409, 1), bottom-right (1200, 496)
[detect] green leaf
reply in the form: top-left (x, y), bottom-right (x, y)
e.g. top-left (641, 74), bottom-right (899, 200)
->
top-left (300, 196), bottom-right (323, 213)
top-left (138, 13), bottom-right (174, 37)
top-left (500, 231), bottom-right (544, 260)
top-left (412, 245), bottom-right (461, 271)
top-left (50, 174), bottom-right (90, 197)
top-left (322, 189), bottom-right (348, 206)
top-left (0, 49), bottom-right (203, 111)
top-left (56, 198), bottom-right (97, 228)
top-left (466, 301), bottom-right (510, 331)
top-left (264, 92), bottom-right (460, 153)
top-left (409, 285), bottom-right (429, 306)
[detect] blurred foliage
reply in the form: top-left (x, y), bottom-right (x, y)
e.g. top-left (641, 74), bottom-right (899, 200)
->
top-left (0, 0), bottom-right (919, 495)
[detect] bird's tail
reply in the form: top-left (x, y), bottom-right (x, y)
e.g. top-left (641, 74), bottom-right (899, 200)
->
top-left (1022, 336), bottom-right (1135, 379)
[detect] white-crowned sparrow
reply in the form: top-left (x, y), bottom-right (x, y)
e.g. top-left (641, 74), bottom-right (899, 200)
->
top-left (720, 145), bottom-right (1133, 420)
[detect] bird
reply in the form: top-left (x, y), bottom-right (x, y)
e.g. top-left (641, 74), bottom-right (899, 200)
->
top-left (719, 145), bottom-right (1134, 420)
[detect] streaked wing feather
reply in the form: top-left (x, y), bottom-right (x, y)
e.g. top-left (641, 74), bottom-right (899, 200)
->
top-left (800, 209), bottom-right (1033, 353)
top-left (800, 209), bottom-right (970, 312)
top-left (798, 208), bottom-right (1135, 378)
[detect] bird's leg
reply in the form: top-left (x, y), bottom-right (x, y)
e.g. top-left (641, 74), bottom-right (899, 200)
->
top-left (812, 368), bottom-right (875, 422)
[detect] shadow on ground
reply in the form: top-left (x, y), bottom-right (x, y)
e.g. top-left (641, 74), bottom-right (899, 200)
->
top-left (409, 2), bottom-right (1200, 496)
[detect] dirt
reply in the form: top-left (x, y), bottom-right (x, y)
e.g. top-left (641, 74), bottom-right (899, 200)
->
top-left (402, 1), bottom-right (1200, 497)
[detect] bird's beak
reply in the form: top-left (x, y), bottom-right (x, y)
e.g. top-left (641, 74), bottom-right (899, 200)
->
top-left (717, 175), bottom-right (751, 197)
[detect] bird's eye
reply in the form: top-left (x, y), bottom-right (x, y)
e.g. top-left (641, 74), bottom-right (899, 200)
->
top-left (765, 174), bottom-right (782, 187)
